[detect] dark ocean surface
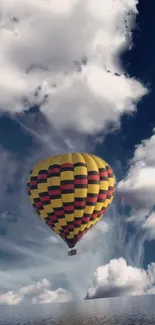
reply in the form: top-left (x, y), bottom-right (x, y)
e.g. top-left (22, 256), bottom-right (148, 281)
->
top-left (0, 295), bottom-right (155, 325)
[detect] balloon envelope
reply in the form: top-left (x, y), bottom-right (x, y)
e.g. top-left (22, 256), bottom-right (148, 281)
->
top-left (27, 153), bottom-right (116, 249)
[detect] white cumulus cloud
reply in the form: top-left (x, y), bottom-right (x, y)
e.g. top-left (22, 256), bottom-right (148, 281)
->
top-left (0, 0), bottom-right (147, 133)
top-left (86, 257), bottom-right (155, 299)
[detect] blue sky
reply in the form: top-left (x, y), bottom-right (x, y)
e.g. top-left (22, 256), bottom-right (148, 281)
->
top-left (0, 0), bottom-right (155, 305)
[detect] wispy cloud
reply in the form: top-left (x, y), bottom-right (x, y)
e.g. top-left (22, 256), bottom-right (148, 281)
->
top-left (117, 130), bottom-right (155, 240)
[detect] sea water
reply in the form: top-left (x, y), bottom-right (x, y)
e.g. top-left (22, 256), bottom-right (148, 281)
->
top-left (0, 294), bottom-right (155, 324)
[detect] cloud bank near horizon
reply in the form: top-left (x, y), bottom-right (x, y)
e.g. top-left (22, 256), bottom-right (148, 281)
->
top-left (1, 257), bottom-right (155, 305)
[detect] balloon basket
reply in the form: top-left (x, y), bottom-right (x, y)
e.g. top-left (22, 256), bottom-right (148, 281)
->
top-left (68, 248), bottom-right (78, 256)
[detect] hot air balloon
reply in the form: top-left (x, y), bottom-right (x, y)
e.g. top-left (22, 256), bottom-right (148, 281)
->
top-left (27, 153), bottom-right (116, 256)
